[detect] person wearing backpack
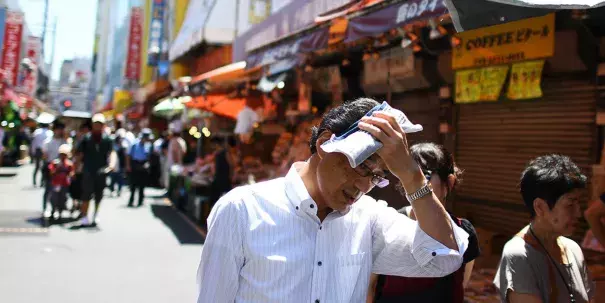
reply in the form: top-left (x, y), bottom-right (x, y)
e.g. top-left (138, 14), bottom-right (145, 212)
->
top-left (367, 143), bottom-right (481, 303)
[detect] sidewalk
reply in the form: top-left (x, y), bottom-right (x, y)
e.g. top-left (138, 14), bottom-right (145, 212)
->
top-left (0, 165), bottom-right (204, 303)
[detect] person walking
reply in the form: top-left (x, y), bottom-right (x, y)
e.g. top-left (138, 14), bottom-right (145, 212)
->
top-left (126, 128), bottom-right (152, 207)
top-left (76, 114), bottom-right (115, 226)
top-left (367, 143), bottom-right (481, 303)
top-left (494, 155), bottom-right (595, 303)
top-left (196, 98), bottom-right (469, 302)
top-left (31, 123), bottom-right (53, 187)
top-left (109, 133), bottom-right (128, 197)
top-left (41, 121), bottom-right (68, 219)
top-left (164, 129), bottom-right (186, 195)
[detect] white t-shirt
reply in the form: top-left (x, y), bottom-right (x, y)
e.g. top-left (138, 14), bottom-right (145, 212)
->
top-left (234, 106), bottom-right (259, 135)
top-left (32, 128), bottom-right (53, 150)
top-left (43, 138), bottom-right (69, 161)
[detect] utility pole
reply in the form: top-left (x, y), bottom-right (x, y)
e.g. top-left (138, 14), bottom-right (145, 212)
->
top-left (234, 0), bottom-right (240, 37)
top-left (41, 0), bottom-right (49, 46)
top-left (49, 17), bottom-right (57, 77)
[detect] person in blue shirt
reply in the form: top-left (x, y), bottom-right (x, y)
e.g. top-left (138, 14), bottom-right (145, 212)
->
top-left (126, 128), bottom-right (153, 207)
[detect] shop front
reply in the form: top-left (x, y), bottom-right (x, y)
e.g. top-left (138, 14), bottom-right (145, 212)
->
top-left (451, 13), bottom-right (598, 240)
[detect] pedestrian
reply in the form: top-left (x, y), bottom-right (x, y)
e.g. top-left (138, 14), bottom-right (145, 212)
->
top-left (493, 154), bottom-right (595, 303)
top-left (583, 194), bottom-right (605, 252)
top-left (196, 98), bottom-right (469, 302)
top-left (367, 143), bottom-right (481, 303)
top-left (126, 128), bottom-right (152, 207)
top-left (31, 123), bottom-right (53, 187)
top-left (76, 114), bottom-right (115, 226)
top-left (47, 144), bottom-right (74, 221)
top-left (109, 133), bottom-right (128, 197)
top-left (164, 129), bottom-right (186, 195)
top-left (41, 121), bottom-right (68, 219)
top-left (69, 122), bottom-right (91, 215)
top-left (208, 137), bottom-right (234, 209)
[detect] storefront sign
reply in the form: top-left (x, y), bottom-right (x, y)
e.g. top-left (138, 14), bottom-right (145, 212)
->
top-left (455, 66), bottom-right (509, 103)
top-left (0, 8), bottom-right (7, 66)
top-left (245, 27), bottom-right (329, 68)
top-left (233, 0), bottom-right (355, 62)
top-left (126, 7), bottom-right (143, 81)
top-left (346, 0), bottom-right (447, 43)
top-left (22, 36), bottom-right (41, 97)
top-left (507, 60), bottom-right (544, 100)
top-left (147, 0), bottom-right (166, 66)
top-left (113, 89), bottom-right (133, 113)
top-left (249, 0), bottom-right (271, 25)
top-left (452, 14), bottom-right (555, 70)
top-left (1, 11), bottom-right (24, 86)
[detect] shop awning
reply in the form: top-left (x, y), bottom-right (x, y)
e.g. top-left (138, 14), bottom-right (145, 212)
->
top-left (191, 61), bottom-right (248, 84)
top-left (140, 79), bottom-right (171, 103)
top-left (445, 0), bottom-right (604, 32)
top-left (186, 95), bottom-right (248, 120)
top-left (345, 0), bottom-right (448, 43)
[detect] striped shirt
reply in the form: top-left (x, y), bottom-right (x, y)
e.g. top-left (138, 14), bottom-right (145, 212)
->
top-left (196, 163), bottom-right (469, 303)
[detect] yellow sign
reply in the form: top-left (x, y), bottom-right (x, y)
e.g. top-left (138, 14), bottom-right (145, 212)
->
top-left (113, 89), bottom-right (133, 113)
top-left (507, 60), bottom-right (544, 100)
top-left (455, 66), bottom-right (509, 103)
top-left (452, 14), bottom-right (554, 70)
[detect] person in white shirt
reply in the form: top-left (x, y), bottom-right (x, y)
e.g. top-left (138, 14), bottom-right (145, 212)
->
top-left (41, 121), bottom-right (69, 218)
top-left (196, 98), bottom-right (468, 303)
top-left (234, 105), bottom-right (259, 144)
top-left (31, 124), bottom-right (53, 187)
top-left (164, 129), bottom-right (186, 192)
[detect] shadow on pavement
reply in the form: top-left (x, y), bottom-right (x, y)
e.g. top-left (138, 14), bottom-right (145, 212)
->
top-left (26, 216), bottom-right (80, 227)
top-left (151, 204), bottom-right (204, 245)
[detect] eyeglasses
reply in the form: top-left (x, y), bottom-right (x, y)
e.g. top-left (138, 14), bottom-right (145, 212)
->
top-left (422, 170), bottom-right (433, 181)
top-left (353, 161), bottom-right (390, 188)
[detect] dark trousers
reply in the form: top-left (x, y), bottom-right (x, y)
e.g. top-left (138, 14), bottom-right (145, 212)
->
top-left (33, 148), bottom-right (44, 186)
top-left (109, 171), bottom-right (124, 194)
top-left (129, 162), bottom-right (148, 206)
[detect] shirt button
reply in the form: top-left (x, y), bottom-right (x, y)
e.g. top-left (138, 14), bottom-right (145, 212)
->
top-left (319, 226), bottom-right (322, 230)
top-left (295, 206), bottom-right (299, 210)
top-left (317, 261), bottom-right (322, 266)
top-left (315, 300), bottom-right (320, 303)
top-left (310, 204), bottom-right (314, 208)
top-left (432, 252), bottom-right (436, 256)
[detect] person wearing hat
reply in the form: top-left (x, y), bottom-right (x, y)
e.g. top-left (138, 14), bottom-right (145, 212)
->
top-left (41, 120), bottom-right (68, 218)
top-left (32, 123), bottom-right (53, 187)
top-left (196, 98), bottom-right (469, 302)
top-left (126, 128), bottom-right (153, 207)
top-left (76, 113), bottom-right (116, 226)
top-left (47, 144), bottom-right (74, 221)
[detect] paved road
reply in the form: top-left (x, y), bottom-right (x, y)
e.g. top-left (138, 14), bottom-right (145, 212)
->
top-left (0, 165), bottom-right (203, 303)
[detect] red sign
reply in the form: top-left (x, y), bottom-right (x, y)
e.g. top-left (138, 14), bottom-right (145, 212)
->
top-left (125, 7), bottom-right (143, 81)
top-left (22, 36), bottom-right (41, 96)
top-left (1, 11), bottom-right (24, 86)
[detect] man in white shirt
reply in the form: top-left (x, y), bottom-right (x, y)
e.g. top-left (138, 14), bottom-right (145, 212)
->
top-left (234, 105), bottom-right (259, 144)
top-left (31, 124), bottom-right (53, 187)
top-left (197, 98), bottom-right (469, 303)
top-left (41, 121), bottom-right (68, 218)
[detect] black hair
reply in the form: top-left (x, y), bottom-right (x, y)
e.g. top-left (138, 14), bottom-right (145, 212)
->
top-left (309, 98), bottom-right (380, 154)
top-left (80, 121), bottom-right (91, 130)
top-left (520, 154), bottom-right (587, 218)
top-left (409, 142), bottom-right (463, 190)
top-left (227, 136), bottom-right (237, 148)
top-left (53, 121), bottom-right (66, 130)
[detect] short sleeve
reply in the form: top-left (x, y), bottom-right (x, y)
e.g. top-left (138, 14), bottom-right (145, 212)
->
top-left (458, 218), bottom-right (480, 264)
top-left (493, 243), bottom-right (541, 301)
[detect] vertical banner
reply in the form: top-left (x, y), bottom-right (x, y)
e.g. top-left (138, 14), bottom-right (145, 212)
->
top-left (22, 36), bottom-right (42, 97)
top-left (1, 11), bottom-right (24, 86)
top-left (147, 0), bottom-right (165, 66)
top-left (0, 8), bottom-right (7, 66)
top-left (248, 0), bottom-right (271, 25)
top-left (507, 60), bottom-right (545, 100)
top-left (125, 7), bottom-right (144, 81)
top-left (455, 66), bottom-right (509, 103)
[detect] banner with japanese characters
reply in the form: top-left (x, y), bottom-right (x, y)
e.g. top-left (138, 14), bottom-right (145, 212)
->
top-left (1, 11), bottom-right (24, 86)
top-left (22, 36), bottom-right (42, 96)
top-left (455, 66), bottom-right (509, 103)
top-left (125, 7), bottom-right (143, 81)
top-left (507, 60), bottom-right (544, 100)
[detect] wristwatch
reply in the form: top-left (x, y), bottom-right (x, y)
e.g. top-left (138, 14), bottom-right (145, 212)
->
top-left (405, 182), bottom-right (433, 203)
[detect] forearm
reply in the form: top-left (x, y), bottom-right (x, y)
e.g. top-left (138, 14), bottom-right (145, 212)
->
top-left (586, 212), bottom-right (605, 247)
top-left (395, 162), bottom-right (457, 251)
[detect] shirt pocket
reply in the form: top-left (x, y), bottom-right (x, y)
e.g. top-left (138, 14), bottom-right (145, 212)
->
top-left (333, 253), bottom-right (366, 303)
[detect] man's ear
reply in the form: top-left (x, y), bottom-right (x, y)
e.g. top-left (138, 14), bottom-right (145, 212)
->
top-left (315, 131), bottom-right (333, 160)
top-left (533, 198), bottom-right (550, 218)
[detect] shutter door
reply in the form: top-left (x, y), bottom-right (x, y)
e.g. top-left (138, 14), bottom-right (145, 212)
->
top-left (454, 78), bottom-right (597, 240)
top-left (370, 91), bottom-right (441, 209)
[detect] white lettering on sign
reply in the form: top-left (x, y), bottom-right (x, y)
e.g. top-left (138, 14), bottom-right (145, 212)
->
top-left (259, 39), bottom-right (302, 66)
top-left (396, 0), bottom-right (442, 24)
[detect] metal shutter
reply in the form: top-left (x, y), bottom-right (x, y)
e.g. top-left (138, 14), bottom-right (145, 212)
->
top-left (454, 77), bottom-right (597, 240)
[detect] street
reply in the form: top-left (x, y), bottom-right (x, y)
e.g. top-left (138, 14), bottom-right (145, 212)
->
top-left (0, 164), bottom-right (203, 303)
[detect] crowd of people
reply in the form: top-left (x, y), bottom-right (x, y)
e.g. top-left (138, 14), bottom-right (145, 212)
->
top-left (194, 98), bottom-right (605, 303)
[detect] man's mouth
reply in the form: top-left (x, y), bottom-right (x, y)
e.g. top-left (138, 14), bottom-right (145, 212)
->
top-left (342, 190), bottom-right (360, 205)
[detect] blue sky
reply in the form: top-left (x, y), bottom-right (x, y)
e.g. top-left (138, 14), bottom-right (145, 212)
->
top-left (19, 0), bottom-right (97, 81)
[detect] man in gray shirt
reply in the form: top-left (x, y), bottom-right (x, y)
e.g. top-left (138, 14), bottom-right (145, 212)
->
top-left (494, 154), bottom-right (595, 303)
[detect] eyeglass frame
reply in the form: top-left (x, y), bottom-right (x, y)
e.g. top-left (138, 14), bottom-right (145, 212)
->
top-left (352, 161), bottom-right (390, 188)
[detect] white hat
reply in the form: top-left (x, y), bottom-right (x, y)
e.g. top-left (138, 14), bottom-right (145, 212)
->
top-left (58, 144), bottom-right (72, 155)
top-left (92, 113), bottom-right (106, 124)
top-left (320, 101), bottom-right (423, 168)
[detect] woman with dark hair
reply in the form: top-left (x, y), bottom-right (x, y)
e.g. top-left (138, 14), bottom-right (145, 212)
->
top-left (367, 142), bottom-right (481, 303)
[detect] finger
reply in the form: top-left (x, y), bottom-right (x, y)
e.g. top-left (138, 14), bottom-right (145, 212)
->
top-left (372, 111), bottom-right (405, 134)
top-left (361, 116), bottom-right (398, 139)
top-left (359, 121), bottom-right (390, 144)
